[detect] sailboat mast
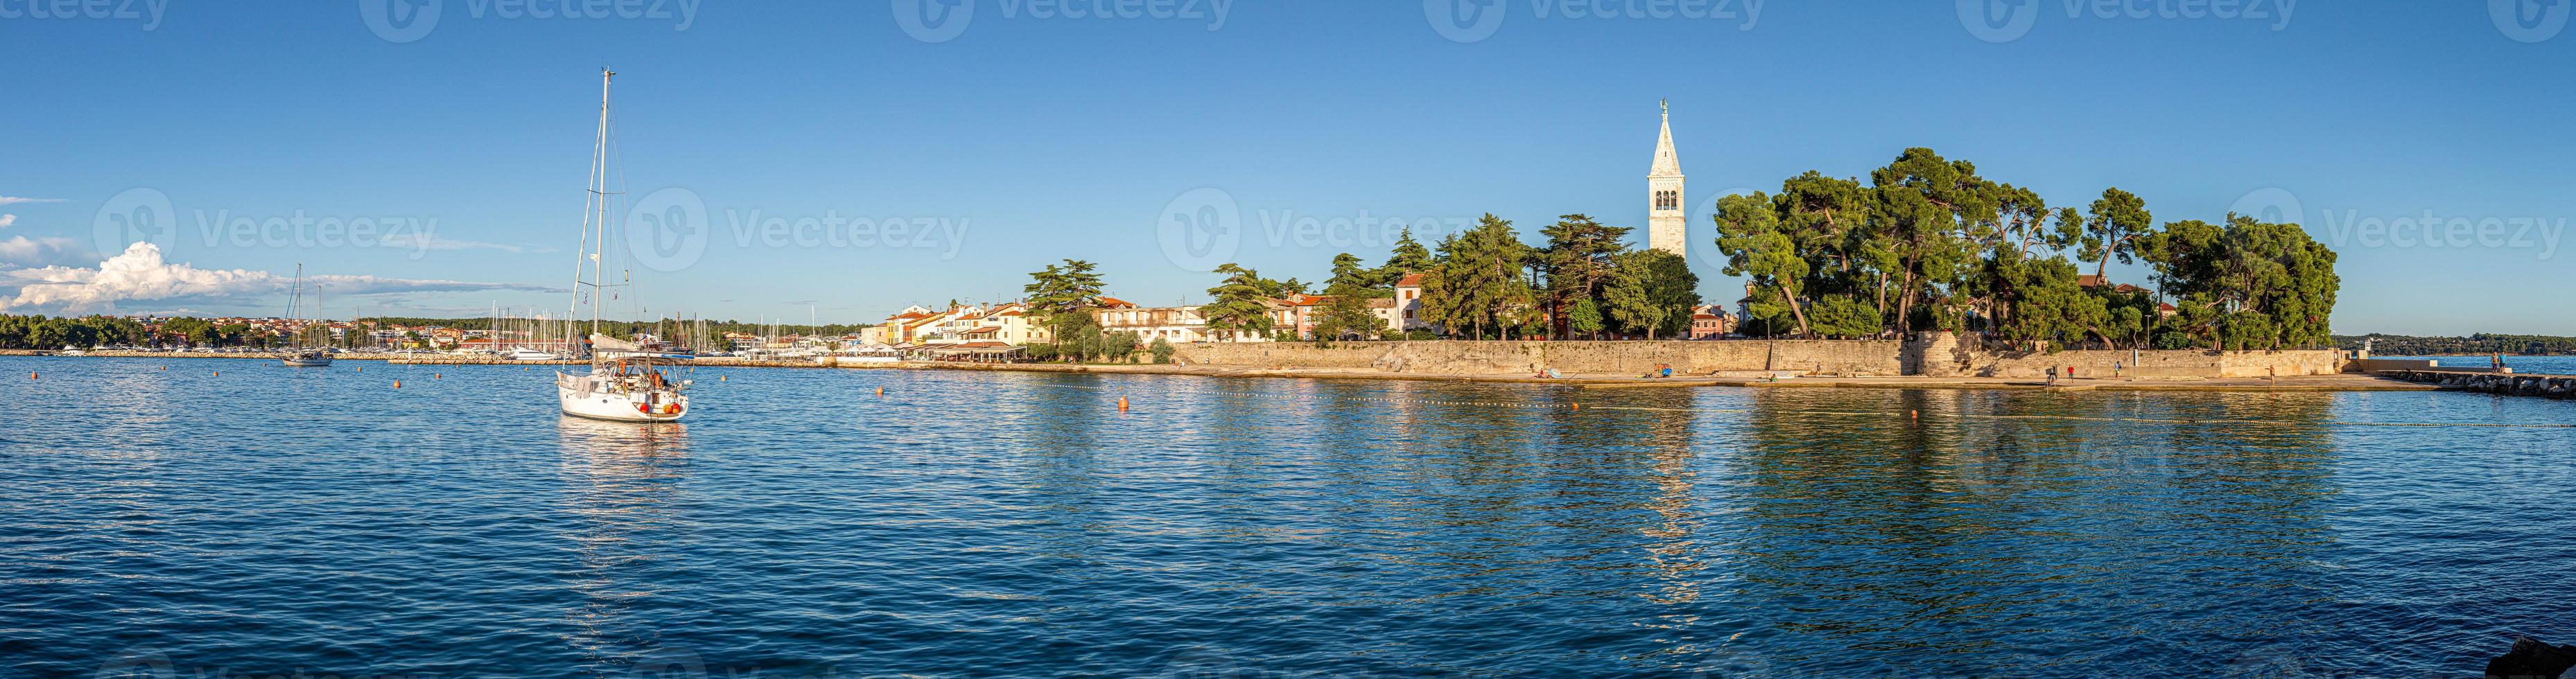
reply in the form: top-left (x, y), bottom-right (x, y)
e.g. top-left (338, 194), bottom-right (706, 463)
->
top-left (288, 264), bottom-right (302, 349)
top-left (571, 67), bottom-right (617, 349)
top-left (589, 68), bottom-right (613, 337)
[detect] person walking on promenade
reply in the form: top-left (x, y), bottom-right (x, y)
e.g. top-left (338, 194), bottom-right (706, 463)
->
top-left (2046, 366), bottom-right (2059, 387)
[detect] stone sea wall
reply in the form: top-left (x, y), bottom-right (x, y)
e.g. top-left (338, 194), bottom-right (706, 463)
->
top-left (1173, 340), bottom-right (1904, 376)
top-left (1172, 335), bottom-right (2344, 378)
top-left (1920, 335), bottom-right (2344, 378)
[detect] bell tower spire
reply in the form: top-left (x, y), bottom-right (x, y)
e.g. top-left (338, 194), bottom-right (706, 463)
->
top-left (1647, 100), bottom-right (1686, 257)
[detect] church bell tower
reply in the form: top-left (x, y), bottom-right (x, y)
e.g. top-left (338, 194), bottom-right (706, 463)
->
top-left (1647, 100), bottom-right (1686, 257)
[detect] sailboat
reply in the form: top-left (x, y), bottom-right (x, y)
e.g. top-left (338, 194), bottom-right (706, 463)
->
top-left (555, 68), bottom-right (692, 423)
top-left (279, 264), bottom-right (334, 367)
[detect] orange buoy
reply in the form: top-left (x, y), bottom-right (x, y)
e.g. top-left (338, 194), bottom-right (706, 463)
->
top-left (876, 386), bottom-right (884, 396)
top-left (28, 371), bottom-right (36, 380)
top-left (720, 375), bottom-right (726, 381)
top-left (394, 380), bottom-right (401, 388)
top-left (1117, 396), bottom-right (1129, 412)
top-left (1570, 403), bottom-right (1579, 409)
top-left (212, 371), bottom-right (218, 377)
top-left (434, 373), bottom-right (440, 379)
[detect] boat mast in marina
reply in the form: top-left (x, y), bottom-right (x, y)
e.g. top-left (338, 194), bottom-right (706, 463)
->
top-left (279, 264), bottom-right (333, 367)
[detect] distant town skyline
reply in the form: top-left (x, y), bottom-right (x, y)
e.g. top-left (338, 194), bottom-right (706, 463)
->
top-left (1, 3), bottom-right (2570, 335)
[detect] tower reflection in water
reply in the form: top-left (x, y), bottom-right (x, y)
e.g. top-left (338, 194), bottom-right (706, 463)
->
top-left (1712, 387), bottom-right (2338, 676)
top-left (553, 417), bottom-right (694, 677)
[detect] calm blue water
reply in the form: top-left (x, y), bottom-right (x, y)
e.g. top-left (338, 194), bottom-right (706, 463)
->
top-left (4, 356), bottom-right (2573, 678)
top-left (2384, 355), bottom-right (2576, 375)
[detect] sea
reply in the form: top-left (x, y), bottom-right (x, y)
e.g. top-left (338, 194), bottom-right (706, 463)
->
top-left (3, 356), bottom-right (2571, 677)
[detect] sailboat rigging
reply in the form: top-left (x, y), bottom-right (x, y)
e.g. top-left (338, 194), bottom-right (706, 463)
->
top-left (279, 264), bottom-right (333, 367)
top-left (553, 68), bottom-right (693, 423)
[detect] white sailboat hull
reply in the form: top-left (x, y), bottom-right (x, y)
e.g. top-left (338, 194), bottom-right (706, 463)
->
top-left (281, 356), bottom-right (333, 367)
top-left (556, 371), bottom-right (689, 423)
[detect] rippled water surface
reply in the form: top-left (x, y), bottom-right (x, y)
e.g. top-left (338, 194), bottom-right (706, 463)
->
top-left (5, 357), bottom-right (2573, 677)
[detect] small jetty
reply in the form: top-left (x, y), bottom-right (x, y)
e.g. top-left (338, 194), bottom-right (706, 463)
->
top-left (2386, 369), bottom-right (2576, 399)
top-left (2348, 358), bottom-right (2576, 400)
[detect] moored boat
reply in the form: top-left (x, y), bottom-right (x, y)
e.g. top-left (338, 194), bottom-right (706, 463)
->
top-left (557, 334), bottom-right (691, 422)
top-left (278, 264), bottom-right (333, 367)
top-left (551, 68), bottom-right (693, 423)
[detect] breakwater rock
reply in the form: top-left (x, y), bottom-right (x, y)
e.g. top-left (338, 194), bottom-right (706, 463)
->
top-left (2488, 636), bottom-right (2575, 678)
top-left (2394, 370), bottom-right (2576, 399)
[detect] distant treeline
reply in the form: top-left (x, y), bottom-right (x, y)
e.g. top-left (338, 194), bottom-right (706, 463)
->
top-left (2338, 334), bottom-right (2576, 356)
top-left (0, 313), bottom-right (876, 351)
top-left (359, 316), bottom-right (873, 339)
top-left (0, 315), bottom-right (153, 349)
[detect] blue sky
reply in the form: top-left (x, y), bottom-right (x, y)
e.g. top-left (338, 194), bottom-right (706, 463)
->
top-left (0, 1), bottom-right (2569, 335)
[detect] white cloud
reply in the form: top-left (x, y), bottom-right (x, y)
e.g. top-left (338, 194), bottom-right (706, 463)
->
top-left (0, 235), bottom-right (90, 267)
top-left (0, 213), bottom-right (17, 229)
top-left (1, 242), bottom-right (557, 312)
top-left (0, 197), bottom-right (64, 205)
top-left (377, 231), bottom-right (557, 254)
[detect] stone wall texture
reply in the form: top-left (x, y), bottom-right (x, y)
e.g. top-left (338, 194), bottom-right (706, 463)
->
top-left (1172, 335), bottom-right (2344, 379)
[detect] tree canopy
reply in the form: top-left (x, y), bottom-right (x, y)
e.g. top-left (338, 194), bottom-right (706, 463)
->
top-left (1710, 147), bottom-right (2340, 350)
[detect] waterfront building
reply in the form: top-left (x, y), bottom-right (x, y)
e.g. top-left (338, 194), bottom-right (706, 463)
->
top-left (878, 306), bottom-right (941, 344)
top-left (1094, 303), bottom-right (1210, 344)
top-left (1267, 294), bottom-right (1327, 340)
top-left (1689, 304), bottom-right (1736, 340)
top-left (971, 303), bottom-right (1052, 345)
top-left (1389, 273), bottom-right (1430, 334)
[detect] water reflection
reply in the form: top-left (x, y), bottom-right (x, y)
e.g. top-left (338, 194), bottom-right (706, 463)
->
top-left (552, 416), bottom-right (693, 677)
top-left (15, 358), bottom-right (2566, 677)
top-left (1715, 389), bottom-right (2344, 675)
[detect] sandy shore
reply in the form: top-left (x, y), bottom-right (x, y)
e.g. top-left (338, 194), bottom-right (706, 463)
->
top-left (7, 349), bottom-right (2443, 393)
